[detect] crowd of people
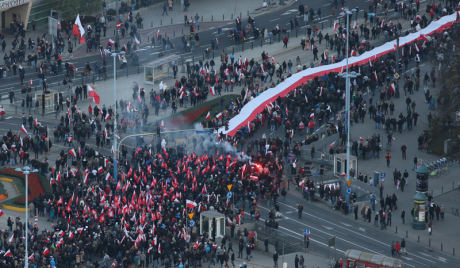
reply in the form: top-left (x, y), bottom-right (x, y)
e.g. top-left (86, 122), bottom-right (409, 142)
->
top-left (0, 1), bottom-right (459, 267)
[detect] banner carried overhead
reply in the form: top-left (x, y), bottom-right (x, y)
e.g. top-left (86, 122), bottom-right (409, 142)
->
top-left (219, 13), bottom-right (459, 136)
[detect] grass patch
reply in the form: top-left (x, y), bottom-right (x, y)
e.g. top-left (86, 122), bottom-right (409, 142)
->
top-left (146, 94), bottom-right (239, 131)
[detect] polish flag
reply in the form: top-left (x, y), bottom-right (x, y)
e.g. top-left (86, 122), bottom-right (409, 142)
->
top-left (29, 80), bottom-right (32, 86)
top-left (105, 114), bottom-right (111, 120)
top-left (69, 232), bottom-right (74, 239)
top-left (310, 113), bottom-right (315, 119)
top-left (108, 39), bottom-right (115, 46)
top-left (305, 95), bottom-right (308, 103)
top-left (329, 141), bottom-right (335, 148)
top-left (359, 137), bottom-right (364, 142)
top-left (373, 71), bottom-right (378, 82)
top-left (353, 21), bottom-right (358, 29)
top-left (72, 14), bottom-right (86, 43)
top-left (250, 175), bottom-right (258, 180)
top-left (285, 107), bottom-right (289, 116)
top-left (299, 181), bottom-right (305, 188)
top-left (88, 84), bottom-right (100, 104)
top-left (20, 125), bottom-right (28, 134)
top-left (69, 149), bottom-right (76, 157)
top-left (135, 37), bottom-right (140, 45)
top-left (106, 173), bottom-right (112, 181)
top-left (392, 137), bottom-right (395, 141)
top-left (333, 23), bottom-right (338, 31)
top-left (158, 244), bottom-right (162, 254)
top-left (28, 254), bottom-right (34, 260)
top-left (42, 247), bottom-right (50, 256)
top-left (206, 112), bottom-right (210, 120)
top-left (216, 113), bottom-right (222, 120)
top-left (414, 44), bottom-right (419, 52)
top-left (116, 181), bottom-right (122, 190)
top-left (389, 83), bottom-right (395, 94)
top-left (4, 250), bottom-right (11, 257)
top-left (180, 91), bottom-right (185, 100)
top-left (160, 120), bottom-right (164, 127)
top-left (0, 210), bottom-right (3, 217)
top-left (210, 86), bottom-right (216, 96)
top-left (186, 199), bottom-right (197, 209)
top-left (350, 50), bottom-right (356, 56)
top-left (369, 58), bottom-right (373, 67)
top-left (381, 20), bottom-right (384, 28)
top-left (98, 167), bottom-right (104, 174)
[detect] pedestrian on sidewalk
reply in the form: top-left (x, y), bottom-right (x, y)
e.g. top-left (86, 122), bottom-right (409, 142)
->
top-left (401, 143), bottom-right (407, 159)
top-left (385, 153), bottom-right (391, 167)
top-left (412, 155), bottom-right (418, 170)
top-left (401, 209), bottom-right (405, 224)
top-left (162, 1), bottom-right (168, 16)
top-left (283, 36), bottom-right (289, 48)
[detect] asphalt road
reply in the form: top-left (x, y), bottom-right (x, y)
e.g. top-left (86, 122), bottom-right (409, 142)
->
top-left (254, 193), bottom-right (457, 268)
top-left (0, 0), bottom-right (372, 100)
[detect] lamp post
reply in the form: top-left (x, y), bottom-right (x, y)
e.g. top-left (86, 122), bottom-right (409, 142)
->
top-left (339, 7), bottom-right (359, 211)
top-left (105, 49), bottom-right (125, 183)
top-left (15, 166), bottom-right (38, 268)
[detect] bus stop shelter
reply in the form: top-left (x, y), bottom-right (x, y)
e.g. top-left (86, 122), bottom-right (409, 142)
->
top-left (334, 153), bottom-right (358, 180)
top-left (200, 211), bottom-right (225, 239)
top-left (143, 54), bottom-right (179, 85)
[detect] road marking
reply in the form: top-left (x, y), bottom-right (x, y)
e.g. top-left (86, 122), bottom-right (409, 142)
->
top-left (322, 225), bottom-right (333, 230)
top-left (340, 222), bottom-right (352, 227)
top-left (259, 208), bottom-right (415, 266)
top-left (270, 18), bottom-right (279, 22)
top-left (5, 117), bottom-right (12, 119)
top-left (285, 211), bottom-right (293, 214)
top-left (358, 227), bottom-right (366, 232)
top-left (278, 203), bottom-right (436, 264)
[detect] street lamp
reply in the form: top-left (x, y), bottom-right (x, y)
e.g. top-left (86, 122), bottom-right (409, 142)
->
top-left (105, 49), bottom-right (125, 183)
top-left (15, 166), bottom-right (38, 268)
top-left (338, 68), bottom-right (360, 210)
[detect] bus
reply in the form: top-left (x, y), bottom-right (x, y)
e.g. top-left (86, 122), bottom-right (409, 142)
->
top-left (344, 249), bottom-right (404, 268)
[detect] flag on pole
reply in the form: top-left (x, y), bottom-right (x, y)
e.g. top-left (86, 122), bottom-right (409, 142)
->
top-left (72, 14), bottom-right (86, 43)
top-left (210, 87), bottom-right (216, 96)
top-left (389, 83), bottom-right (395, 94)
top-left (206, 112), bottom-right (210, 120)
top-left (88, 84), bottom-right (100, 104)
top-left (21, 125), bottom-right (28, 134)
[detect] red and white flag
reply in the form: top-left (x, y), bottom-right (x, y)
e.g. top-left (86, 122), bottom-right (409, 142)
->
top-left (105, 113), bottom-right (111, 120)
top-left (98, 167), bottom-right (104, 173)
top-left (4, 250), bottom-right (12, 257)
top-left (389, 83), bottom-right (395, 94)
top-left (206, 112), bottom-right (210, 120)
top-left (42, 247), bottom-right (50, 256)
top-left (186, 199), bottom-right (197, 209)
top-left (210, 86), bottom-right (216, 96)
top-left (216, 113), bottom-right (222, 120)
top-left (369, 58), bottom-right (373, 67)
top-left (29, 80), bottom-right (32, 86)
top-left (373, 71), bottom-right (378, 82)
top-left (106, 173), bottom-right (112, 181)
top-left (72, 14), bottom-right (86, 43)
top-left (135, 37), bottom-right (140, 45)
top-left (88, 84), bottom-right (100, 104)
top-left (21, 125), bottom-right (28, 134)
top-left (69, 149), bottom-right (76, 157)
top-left (0, 210), bottom-right (3, 217)
top-left (353, 21), bottom-right (358, 29)
top-left (333, 23), bottom-right (338, 31)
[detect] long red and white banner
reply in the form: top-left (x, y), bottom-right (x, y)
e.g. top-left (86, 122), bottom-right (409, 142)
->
top-left (219, 13), bottom-right (458, 136)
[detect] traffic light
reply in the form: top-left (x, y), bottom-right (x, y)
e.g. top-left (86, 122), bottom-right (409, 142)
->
top-left (156, 127), bottom-right (160, 137)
